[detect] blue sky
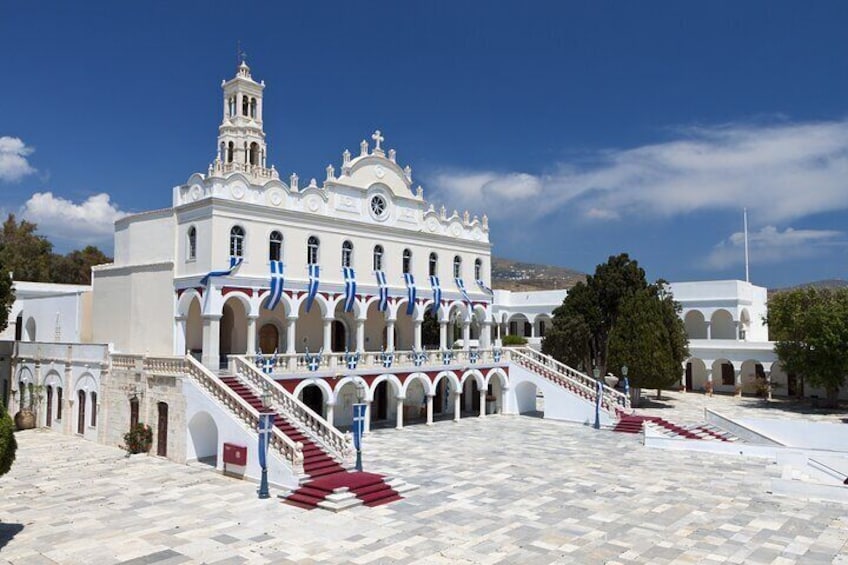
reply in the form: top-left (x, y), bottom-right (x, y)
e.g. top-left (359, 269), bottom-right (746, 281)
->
top-left (2, 1), bottom-right (847, 288)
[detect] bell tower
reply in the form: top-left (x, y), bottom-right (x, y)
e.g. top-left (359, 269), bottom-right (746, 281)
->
top-left (210, 59), bottom-right (278, 181)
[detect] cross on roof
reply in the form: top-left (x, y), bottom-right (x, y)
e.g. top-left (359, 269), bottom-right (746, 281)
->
top-left (371, 130), bottom-right (384, 151)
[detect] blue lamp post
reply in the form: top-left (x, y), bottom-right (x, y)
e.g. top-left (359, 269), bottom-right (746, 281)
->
top-left (593, 366), bottom-right (601, 430)
top-left (257, 387), bottom-right (274, 499)
top-left (352, 380), bottom-right (366, 472)
top-left (621, 365), bottom-right (629, 406)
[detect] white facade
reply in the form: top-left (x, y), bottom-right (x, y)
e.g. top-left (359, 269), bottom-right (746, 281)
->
top-left (492, 289), bottom-right (566, 347)
top-left (1, 281), bottom-right (92, 344)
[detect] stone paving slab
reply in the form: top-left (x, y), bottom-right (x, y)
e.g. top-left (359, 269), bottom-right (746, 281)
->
top-left (1, 417), bottom-right (847, 563)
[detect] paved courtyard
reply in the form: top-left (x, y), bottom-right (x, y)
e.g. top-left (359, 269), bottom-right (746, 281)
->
top-left (2, 407), bottom-right (847, 564)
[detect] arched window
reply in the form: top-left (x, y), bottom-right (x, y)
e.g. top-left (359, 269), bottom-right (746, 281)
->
top-left (373, 245), bottom-right (383, 271)
top-left (77, 390), bottom-right (86, 434)
top-left (342, 240), bottom-right (353, 267)
top-left (429, 253), bottom-right (438, 277)
top-left (227, 141), bottom-right (234, 163)
top-left (90, 391), bottom-right (97, 427)
top-left (250, 98), bottom-right (257, 118)
top-left (249, 142), bottom-right (258, 165)
top-left (228, 97), bottom-right (235, 117)
top-left (307, 236), bottom-right (320, 265)
top-left (229, 226), bottom-right (245, 257)
top-left (402, 249), bottom-right (412, 274)
top-left (453, 255), bottom-right (462, 278)
top-left (187, 226), bottom-right (197, 261)
top-left (474, 258), bottom-right (482, 280)
top-left (242, 95), bottom-right (249, 116)
top-left (269, 231), bottom-right (283, 261)
top-left (129, 396), bottom-right (139, 429)
top-left (57, 387), bottom-right (63, 419)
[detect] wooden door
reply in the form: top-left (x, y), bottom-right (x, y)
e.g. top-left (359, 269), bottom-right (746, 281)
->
top-left (157, 402), bottom-right (168, 457)
top-left (685, 363), bottom-right (693, 391)
top-left (259, 324), bottom-right (278, 354)
top-left (77, 390), bottom-right (85, 434)
top-left (45, 386), bottom-right (53, 427)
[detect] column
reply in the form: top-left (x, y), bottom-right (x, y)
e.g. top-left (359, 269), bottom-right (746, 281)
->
top-left (386, 320), bottom-right (396, 352)
top-left (453, 392), bottom-right (461, 422)
top-left (705, 321), bottom-right (712, 340)
top-left (426, 394), bottom-right (434, 425)
top-left (395, 397), bottom-right (404, 429)
top-left (364, 401), bottom-right (372, 433)
top-left (705, 369), bottom-right (713, 397)
top-left (286, 316), bottom-right (297, 370)
top-left (322, 318), bottom-right (333, 352)
top-left (201, 315), bottom-right (221, 370)
top-left (413, 321), bottom-right (422, 351)
top-left (734, 321), bottom-right (741, 341)
top-left (462, 322), bottom-right (471, 351)
top-left (355, 319), bottom-right (365, 353)
top-left (479, 388), bottom-right (487, 417)
top-left (734, 369), bottom-right (742, 397)
top-left (480, 321), bottom-right (492, 350)
top-left (439, 321), bottom-right (448, 351)
top-left (174, 316), bottom-right (187, 355)
top-left (325, 401), bottom-right (335, 428)
top-left (246, 315), bottom-right (258, 354)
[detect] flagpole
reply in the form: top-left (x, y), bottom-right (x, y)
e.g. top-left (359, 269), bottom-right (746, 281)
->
top-left (743, 208), bottom-right (750, 283)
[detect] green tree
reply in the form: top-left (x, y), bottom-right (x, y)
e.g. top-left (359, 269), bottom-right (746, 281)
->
top-left (0, 214), bottom-right (54, 282)
top-left (50, 245), bottom-right (111, 285)
top-left (0, 406), bottom-right (16, 476)
top-left (542, 253), bottom-right (649, 375)
top-left (767, 287), bottom-right (848, 408)
top-left (607, 286), bottom-right (689, 400)
top-left (0, 266), bottom-right (13, 333)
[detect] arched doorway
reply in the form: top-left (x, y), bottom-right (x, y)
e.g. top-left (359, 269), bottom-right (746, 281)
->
top-left (331, 321), bottom-right (347, 352)
top-left (422, 309), bottom-right (439, 349)
top-left (515, 381), bottom-right (542, 416)
top-left (300, 384), bottom-right (324, 417)
top-left (186, 298), bottom-right (203, 359)
top-left (189, 411), bottom-right (219, 467)
top-left (259, 323), bottom-right (279, 354)
top-left (220, 298), bottom-right (248, 363)
top-left (45, 385), bottom-right (53, 426)
top-left (373, 381), bottom-right (389, 421)
top-left (129, 396), bottom-right (140, 430)
top-left (77, 389), bottom-right (86, 434)
top-left (157, 402), bottom-right (169, 457)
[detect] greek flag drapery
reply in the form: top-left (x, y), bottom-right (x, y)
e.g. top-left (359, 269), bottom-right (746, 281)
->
top-left (403, 273), bottom-right (416, 316)
top-left (258, 412), bottom-right (275, 471)
top-left (265, 260), bottom-right (284, 311)
top-left (476, 278), bottom-right (493, 296)
top-left (201, 256), bottom-right (243, 312)
top-left (375, 271), bottom-right (389, 312)
top-left (305, 264), bottom-right (320, 313)
top-left (429, 275), bottom-right (441, 315)
top-left (343, 267), bottom-right (356, 312)
top-left (455, 277), bottom-right (472, 305)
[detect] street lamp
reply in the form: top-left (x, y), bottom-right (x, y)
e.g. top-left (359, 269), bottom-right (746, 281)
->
top-left (593, 365), bottom-right (601, 430)
top-left (621, 365), bottom-right (629, 405)
top-left (257, 385), bottom-right (274, 500)
top-left (353, 379), bottom-right (366, 472)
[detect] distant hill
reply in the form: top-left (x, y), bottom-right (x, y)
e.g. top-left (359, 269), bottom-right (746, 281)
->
top-left (491, 257), bottom-right (586, 291)
top-left (769, 279), bottom-right (848, 296)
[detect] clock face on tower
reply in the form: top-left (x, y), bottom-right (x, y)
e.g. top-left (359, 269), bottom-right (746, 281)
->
top-left (370, 194), bottom-right (388, 220)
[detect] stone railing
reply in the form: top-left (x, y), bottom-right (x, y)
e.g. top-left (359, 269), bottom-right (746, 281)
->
top-left (13, 341), bottom-right (110, 367)
top-left (231, 356), bottom-right (352, 464)
top-left (211, 160), bottom-right (279, 181)
top-left (253, 347), bottom-right (511, 374)
top-left (183, 356), bottom-right (304, 473)
top-left (509, 347), bottom-right (630, 413)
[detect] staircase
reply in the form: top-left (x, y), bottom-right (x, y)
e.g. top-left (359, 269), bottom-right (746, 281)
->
top-left (221, 360), bottom-right (405, 510)
top-left (614, 415), bottom-right (737, 442)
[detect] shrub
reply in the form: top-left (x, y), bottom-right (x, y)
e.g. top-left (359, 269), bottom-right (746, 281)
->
top-left (502, 335), bottom-right (528, 346)
top-left (123, 423), bottom-right (153, 455)
top-left (0, 407), bottom-right (16, 476)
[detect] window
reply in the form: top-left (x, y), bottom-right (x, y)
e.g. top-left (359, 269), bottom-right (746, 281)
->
top-left (130, 396), bottom-right (139, 429)
top-left (77, 390), bottom-right (86, 434)
top-left (187, 226), bottom-right (197, 261)
top-left (429, 253), bottom-right (438, 277)
top-left (474, 258), bottom-right (482, 280)
top-left (57, 387), bottom-right (63, 420)
top-left (453, 255), bottom-right (462, 278)
top-left (342, 240), bottom-right (353, 267)
top-left (249, 142), bottom-right (259, 165)
top-left (227, 141), bottom-right (234, 163)
top-left (269, 231), bottom-right (282, 261)
top-left (307, 236), bottom-right (320, 265)
top-left (250, 97), bottom-right (257, 118)
top-left (370, 195), bottom-right (388, 219)
top-left (539, 321), bottom-right (546, 337)
top-left (402, 249), bottom-right (412, 274)
top-left (373, 245), bottom-right (383, 271)
top-left (242, 95), bottom-right (249, 116)
top-left (721, 363), bottom-right (735, 386)
top-left (229, 226), bottom-right (245, 257)
top-left (90, 391), bottom-right (97, 427)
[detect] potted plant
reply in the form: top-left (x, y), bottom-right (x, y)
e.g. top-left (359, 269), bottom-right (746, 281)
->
top-left (122, 423), bottom-right (153, 455)
top-left (14, 384), bottom-right (44, 431)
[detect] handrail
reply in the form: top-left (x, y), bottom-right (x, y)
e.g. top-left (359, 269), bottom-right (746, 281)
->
top-left (508, 347), bottom-right (630, 413)
top-left (231, 356), bottom-right (352, 464)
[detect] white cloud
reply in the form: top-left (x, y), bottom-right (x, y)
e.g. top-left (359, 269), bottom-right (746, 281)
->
top-left (704, 226), bottom-right (846, 270)
top-left (21, 192), bottom-right (127, 247)
top-left (0, 136), bottom-right (36, 182)
top-left (426, 119), bottom-right (848, 224)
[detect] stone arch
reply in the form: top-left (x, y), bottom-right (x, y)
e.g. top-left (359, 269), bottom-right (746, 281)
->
top-left (370, 373), bottom-right (403, 424)
top-left (461, 369), bottom-right (486, 389)
top-left (293, 378), bottom-right (334, 407)
top-left (184, 295), bottom-right (203, 357)
top-left (485, 367), bottom-right (508, 389)
top-left (331, 301), bottom-right (356, 353)
top-left (431, 370), bottom-right (461, 392)
top-left (484, 367), bottom-right (507, 414)
top-left (739, 308), bottom-right (752, 339)
top-left (401, 372), bottom-right (433, 397)
top-left (740, 359), bottom-right (766, 395)
top-left (220, 295), bottom-right (249, 358)
top-left (515, 380), bottom-right (541, 415)
top-left (295, 293), bottom-right (328, 353)
top-left (43, 370), bottom-right (63, 428)
top-left (332, 375), bottom-right (371, 403)
top-left (188, 411), bottom-right (219, 466)
top-left (363, 300), bottom-right (387, 352)
top-left (684, 310), bottom-right (707, 339)
top-left (685, 357), bottom-right (708, 391)
top-left (712, 358), bottom-right (736, 388)
top-left (507, 313), bottom-right (531, 337)
top-left (710, 309), bottom-right (736, 340)
top-left (533, 313), bottom-right (552, 339)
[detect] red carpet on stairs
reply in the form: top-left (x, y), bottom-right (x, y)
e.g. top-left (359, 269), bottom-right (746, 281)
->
top-left (612, 414), bottom-right (703, 440)
top-left (219, 375), bottom-right (402, 510)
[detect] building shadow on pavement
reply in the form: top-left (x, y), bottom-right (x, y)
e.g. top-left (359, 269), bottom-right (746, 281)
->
top-left (0, 522), bottom-right (24, 551)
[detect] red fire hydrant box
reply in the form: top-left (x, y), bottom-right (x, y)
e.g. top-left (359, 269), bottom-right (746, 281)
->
top-left (223, 443), bottom-right (247, 478)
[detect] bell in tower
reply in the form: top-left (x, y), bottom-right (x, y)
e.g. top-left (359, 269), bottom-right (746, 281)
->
top-left (210, 58), bottom-right (278, 182)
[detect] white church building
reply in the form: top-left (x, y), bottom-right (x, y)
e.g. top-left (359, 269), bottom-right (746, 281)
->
top-left (1, 62), bottom-right (831, 502)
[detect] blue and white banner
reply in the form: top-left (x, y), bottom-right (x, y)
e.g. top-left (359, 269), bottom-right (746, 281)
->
top-left (343, 266), bottom-right (356, 312)
top-left (412, 350), bottom-right (426, 367)
top-left (352, 403), bottom-right (367, 451)
top-left (200, 256), bottom-right (243, 286)
top-left (265, 260), bottom-right (285, 311)
top-left (429, 275), bottom-right (441, 315)
top-left (375, 271), bottom-right (389, 312)
top-left (455, 277), bottom-right (471, 305)
top-left (263, 351), bottom-right (276, 375)
top-left (403, 272), bottom-right (416, 316)
top-left (476, 278), bottom-right (493, 296)
top-left (258, 412), bottom-right (275, 471)
top-left (304, 347), bottom-right (322, 372)
top-left (344, 350), bottom-right (360, 370)
top-left (380, 349), bottom-right (394, 369)
top-left (305, 264), bottom-right (320, 313)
